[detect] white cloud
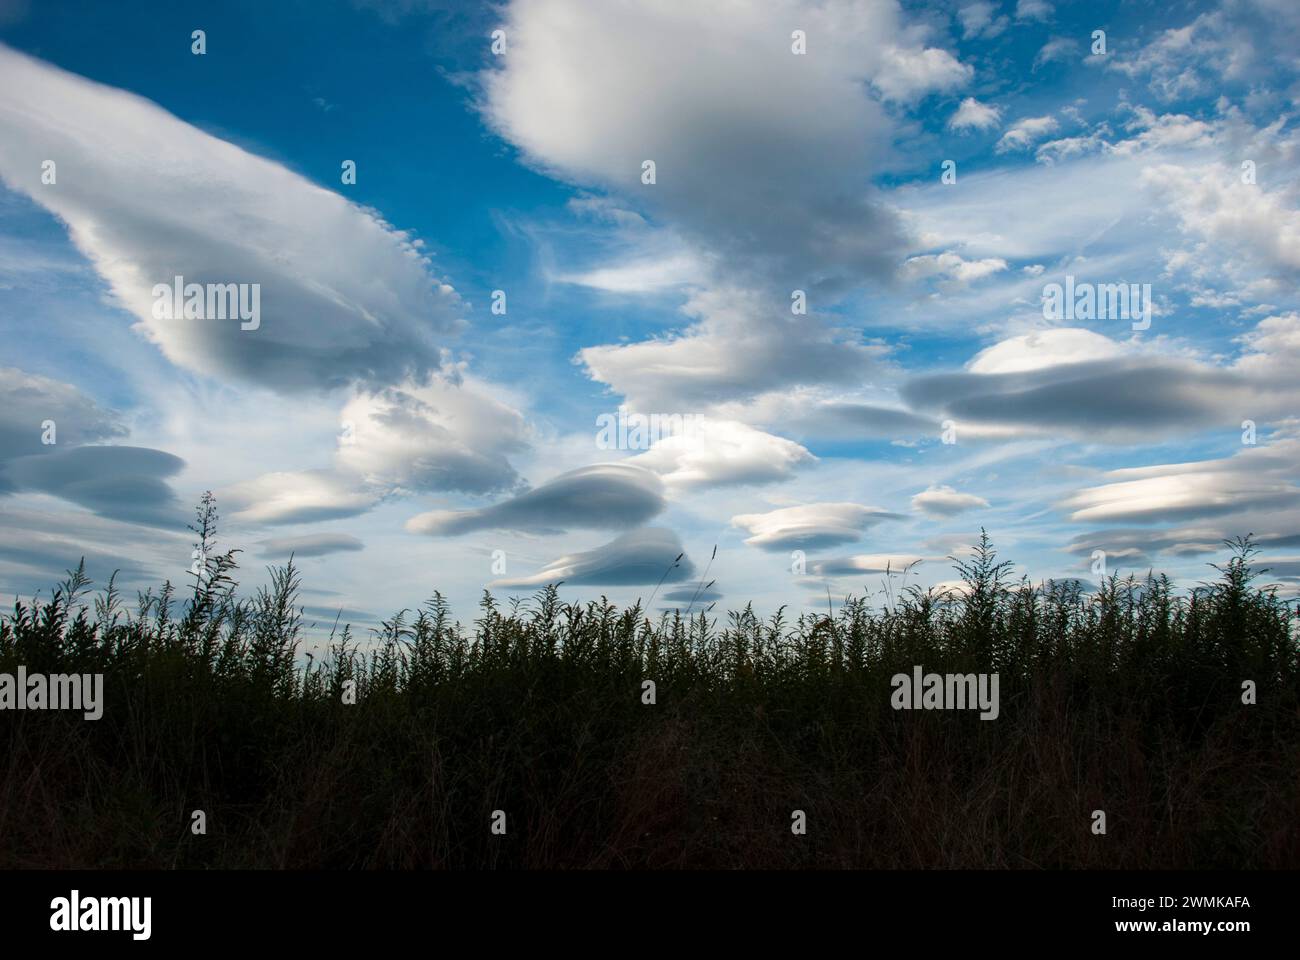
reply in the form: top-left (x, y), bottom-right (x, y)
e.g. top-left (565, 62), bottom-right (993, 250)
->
top-left (948, 97), bottom-right (1002, 132)
top-left (911, 484), bottom-right (990, 518)
top-left (967, 329), bottom-right (1124, 374)
top-left (1062, 431), bottom-right (1300, 524)
top-left (556, 253), bottom-right (705, 293)
top-left (1033, 37), bottom-right (1078, 69)
top-left (1114, 106), bottom-right (1217, 154)
top-left (337, 372), bottom-right (530, 496)
top-left (491, 527), bottom-right (694, 589)
top-left (957, 2), bottom-right (1008, 40)
top-left (903, 251), bottom-right (1009, 286)
top-left (731, 502), bottom-right (900, 551)
top-left (1105, 3), bottom-right (1300, 102)
top-left (578, 286), bottom-right (886, 411)
top-left (631, 419), bottom-right (815, 491)
top-left (873, 45), bottom-right (972, 102)
top-left (896, 150), bottom-right (1151, 267)
top-left (996, 115), bottom-right (1059, 153)
top-left (812, 553), bottom-right (926, 576)
top-left (1035, 129), bottom-right (1110, 164)
top-left (481, 0), bottom-right (968, 288)
top-left (1015, 0), bottom-right (1052, 22)
top-left (224, 470), bottom-right (379, 525)
top-left (905, 314), bottom-right (1300, 442)
top-left (0, 44), bottom-right (463, 394)
top-left (1143, 162), bottom-right (1300, 277)
top-left (220, 366), bottom-right (532, 525)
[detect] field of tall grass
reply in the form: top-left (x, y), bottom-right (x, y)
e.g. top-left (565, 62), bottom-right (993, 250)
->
top-left (2, 494), bottom-right (1297, 868)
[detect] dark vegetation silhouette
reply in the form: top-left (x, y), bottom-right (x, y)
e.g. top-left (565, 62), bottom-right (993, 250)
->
top-left (1, 495), bottom-right (1297, 868)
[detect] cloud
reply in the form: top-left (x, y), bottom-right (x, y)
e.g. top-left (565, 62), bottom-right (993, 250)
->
top-left (258, 533), bottom-right (365, 558)
top-left (722, 394), bottom-right (936, 441)
top-left (0, 541), bottom-right (150, 589)
top-left (630, 419), bottom-right (815, 491)
top-left (1015, 0), bottom-right (1052, 22)
top-left (812, 553), bottom-right (926, 577)
top-left (660, 586), bottom-right (723, 604)
top-left (406, 463), bottom-right (665, 536)
top-left (578, 286), bottom-right (887, 411)
top-left (957, 3), bottom-right (1008, 40)
top-left (0, 368), bottom-right (125, 482)
top-left (905, 359), bottom-right (1236, 441)
top-left (1033, 37), bottom-right (1078, 69)
top-left (731, 502), bottom-right (900, 552)
top-left (0, 44), bottom-right (464, 394)
top-left (557, 253), bottom-right (706, 293)
top-left (2, 446), bottom-right (186, 527)
top-left (1034, 129), bottom-right (1111, 165)
top-left (224, 470), bottom-right (379, 525)
top-left (1115, 106), bottom-right (1218, 154)
top-left (948, 97), bottom-right (1002, 132)
top-left (1064, 470), bottom-right (1298, 525)
top-left (1142, 162), bottom-right (1300, 278)
top-left (1107, 17), bottom-right (1222, 99)
top-left (0, 503), bottom-right (184, 598)
top-left (1064, 526), bottom-right (1241, 570)
top-left (873, 45), bottom-right (972, 103)
top-left (0, 541), bottom-right (153, 598)
top-left (995, 115), bottom-right (1059, 153)
top-left (0, 48), bottom-right (533, 534)
top-left (481, 0), bottom-right (967, 289)
top-left (491, 527), bottom-right (694, 589)
top-left (805, 404), bottom-right (937, 438)
top-left (967, 329), bottom-right (1123, 374)
top-left (1061, 429), bottom-right (1300, 524)
top-left (301, 604), bottom-right (380, 625)
top-left (911, 484), bottom-right (990, 518)
top-left (224, 366), bottom-right (533, 526)
top-left (1254, 557), bottom-right (1300, 579)
top-left (1102, 4), bottom-right (1299, 101)
top-left (902, 251), bottom-right (1008, 287)
top-left (904, 316), bottom-right (1300, 441)
top-left (896, 149), bottom-right (1152, 271)
top-left (337, 373), bottom-right (530, 496)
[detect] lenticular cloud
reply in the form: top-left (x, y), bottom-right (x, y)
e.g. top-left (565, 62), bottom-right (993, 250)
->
top-left (0, 43), bottom-right (463, 395)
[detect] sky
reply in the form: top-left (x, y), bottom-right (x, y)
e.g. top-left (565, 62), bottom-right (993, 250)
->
top-left (1, 0), bottom-right (1299, 647)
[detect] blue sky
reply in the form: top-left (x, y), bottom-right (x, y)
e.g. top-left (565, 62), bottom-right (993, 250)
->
top-left (2, 0), bottom-right (1299, 647)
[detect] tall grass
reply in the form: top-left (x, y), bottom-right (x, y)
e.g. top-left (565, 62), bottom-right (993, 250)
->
top-left (1, 497), bottom-right (1297, 868)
